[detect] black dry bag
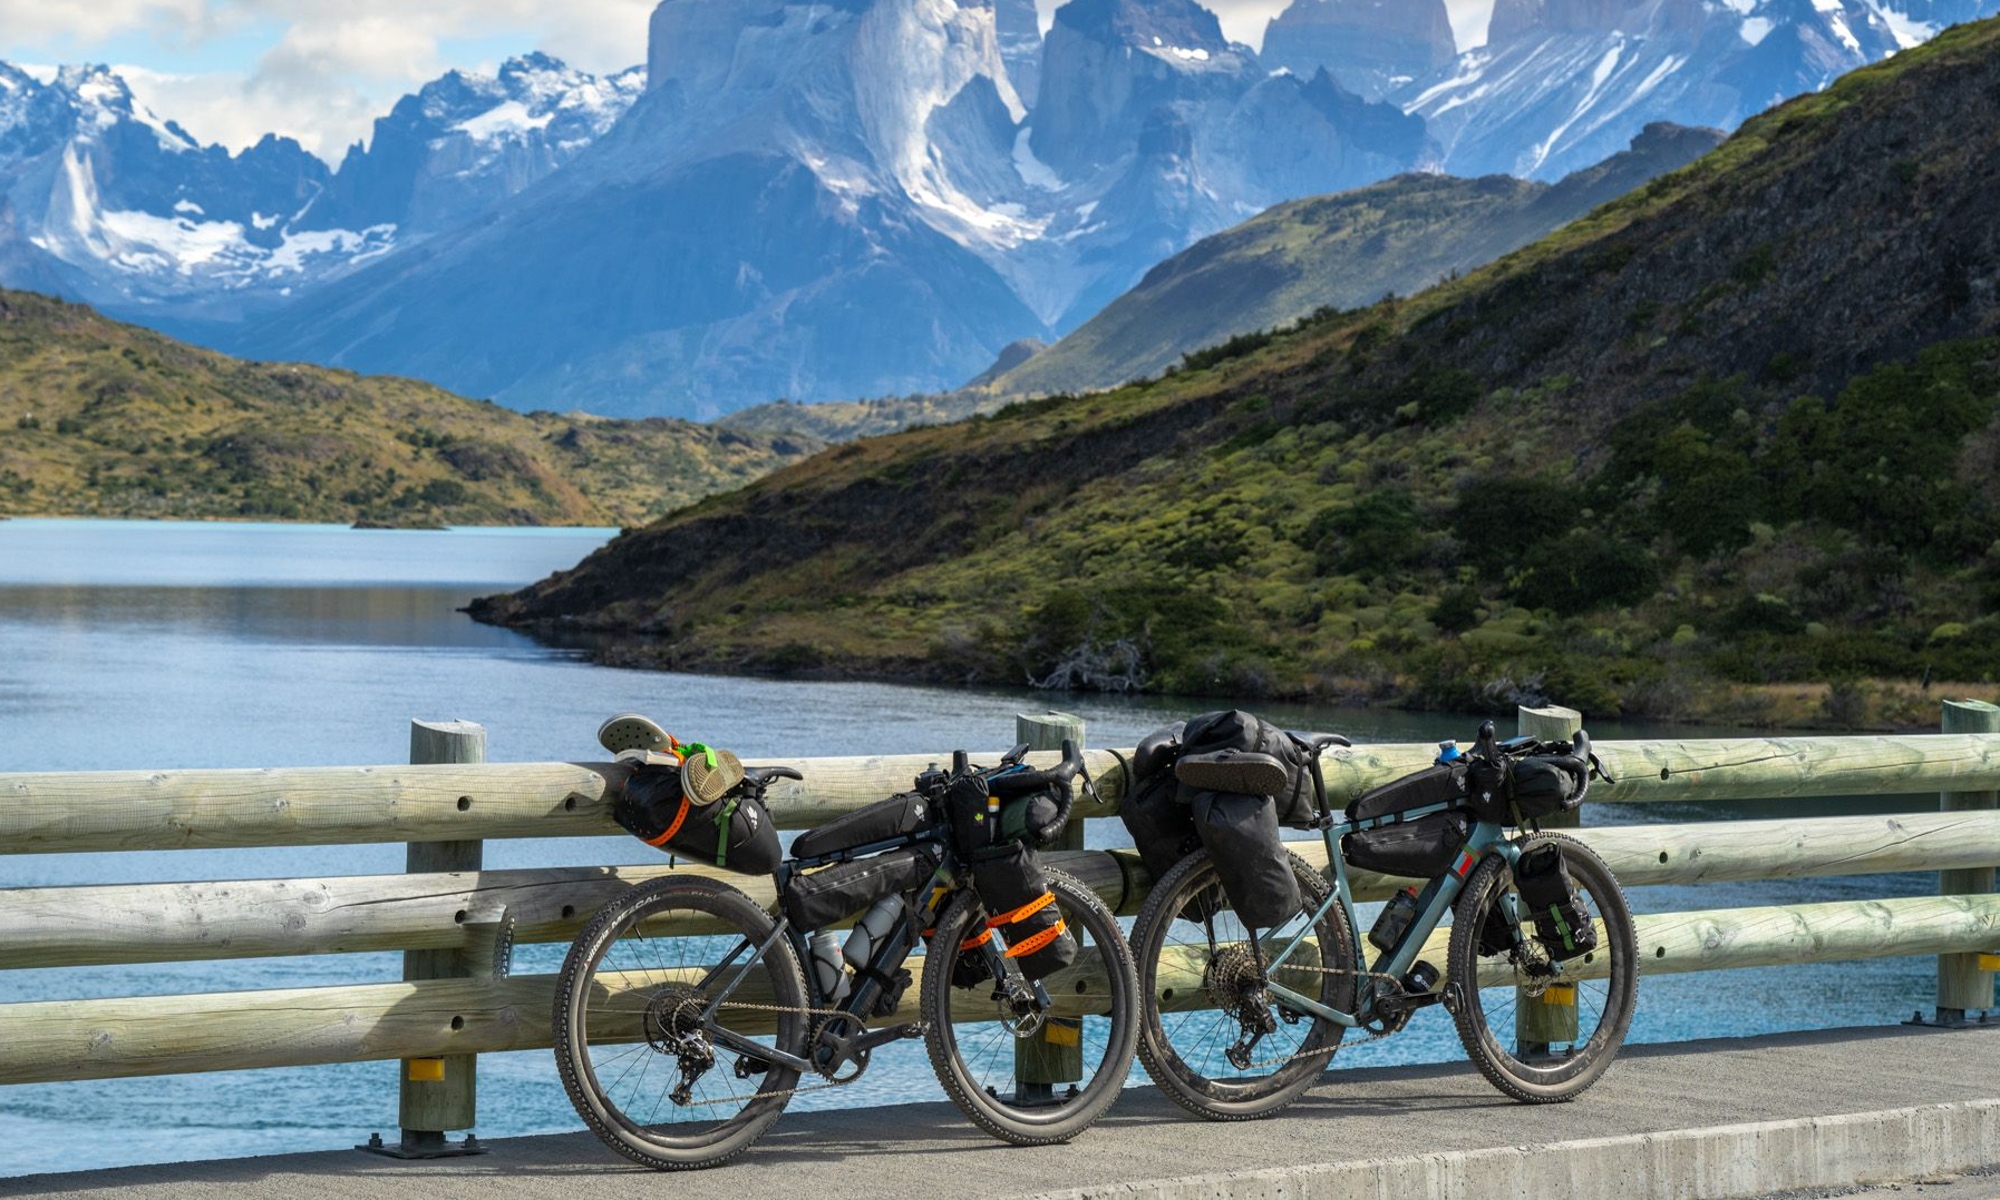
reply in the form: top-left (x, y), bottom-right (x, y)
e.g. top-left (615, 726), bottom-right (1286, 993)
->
top-left (616, 764), bottom-right (782, 876)
top-left (1514, 844), bottom-right (1597, 961)
top-left (1189, 789), bottom-right (1301, 929)
top-left (971, 843), bottom-right (1076, 981)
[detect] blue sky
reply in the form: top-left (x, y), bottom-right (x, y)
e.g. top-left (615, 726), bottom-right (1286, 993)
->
top-left (0, 0), bottom-right (1494, 161)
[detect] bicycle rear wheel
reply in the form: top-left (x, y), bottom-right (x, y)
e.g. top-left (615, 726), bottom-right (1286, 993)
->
top-left (920, 868), bottom-right (1138, 1144)
top-left (1129, 850), bottom-right (1356, 1121)
top-left (1446, 833), bottom-right (1636, 1103)
top-left (552, 876), bottom-right (809, 1170)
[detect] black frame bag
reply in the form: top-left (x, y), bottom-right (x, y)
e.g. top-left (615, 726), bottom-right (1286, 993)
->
top-left (616, 764), bottom-right (782, 876)
top-left (792, 791), bottom-right (931, 859)
top-left (781, 844), bottom-right (940, 931)
top-left (971, 843), bottom-right (1076, 980)
top-left (1189, 789), bottom-right (1301, 929)
top-left (1343, 810), bottom-right (1471, 879)
top-left (1514, 844), bottom-right (1597, 961)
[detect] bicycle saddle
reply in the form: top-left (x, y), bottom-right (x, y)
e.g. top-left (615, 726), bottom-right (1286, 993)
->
top-left (1290, 731), bottom-right (1351, 752)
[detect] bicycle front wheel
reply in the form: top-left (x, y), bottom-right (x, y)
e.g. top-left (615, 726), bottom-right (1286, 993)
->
top-left (553, 876), bottom-right (810, 1170)
top-left (1129, 849), bottom-right (1356, 1121)
top-left (1446, 833), bottom-right (1637, 1103)
top-left (920, 867), bottom-right (1139, 1144)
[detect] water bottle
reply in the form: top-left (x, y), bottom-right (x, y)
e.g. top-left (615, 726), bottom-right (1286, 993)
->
top-left (843, 894), bottom-right (905, 971)
top-left (808, 929), bottom-right (850, 1004)
top-left (1368, 886), bottom-right (1420, 952)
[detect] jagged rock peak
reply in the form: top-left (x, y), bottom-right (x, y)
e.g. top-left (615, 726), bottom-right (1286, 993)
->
top-left (1262, 0), bottom-right (1456, 100)
top-left (1052, 0), bottom-right (1232, 53)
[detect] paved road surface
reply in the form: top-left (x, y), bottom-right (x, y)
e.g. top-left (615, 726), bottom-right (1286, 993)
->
top-left (6, 1025), bottom-right (2000, 1199)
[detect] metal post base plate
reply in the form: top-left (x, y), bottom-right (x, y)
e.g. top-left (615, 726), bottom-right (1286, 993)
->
top-left (1902, 1008), bottom-right (2000, 1029)
top-left (357, 1131), bottom-right (487, 1159)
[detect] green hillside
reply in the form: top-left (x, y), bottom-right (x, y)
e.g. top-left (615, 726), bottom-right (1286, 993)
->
top-left (989, 123), bottom-right (1724, 398)
top-left (0, 290), bottom-right (821, 526)
top-left (474, 18), bottom-right (2000, 728)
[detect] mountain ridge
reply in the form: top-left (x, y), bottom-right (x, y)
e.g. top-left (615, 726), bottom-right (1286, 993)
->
top-left (471, 16), bottom-right (2000, 729)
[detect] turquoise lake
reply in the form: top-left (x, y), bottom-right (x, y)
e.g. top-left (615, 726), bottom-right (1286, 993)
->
top-left (0, 518), bottom-right (1950, 1178)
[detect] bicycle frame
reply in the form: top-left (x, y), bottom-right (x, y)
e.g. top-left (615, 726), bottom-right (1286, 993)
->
top-left (1257, 802), bottom-right (1526, 1027)
top-left (693, 831), bottom-right (1032, 1075)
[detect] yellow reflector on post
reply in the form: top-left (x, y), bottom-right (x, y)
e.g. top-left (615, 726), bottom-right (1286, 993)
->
top-left (1045, 1020), bottom-right (1081, 1047)
top-left (406, 1057), bottom-right (446, 1082)
top-left (1542, 984), bottom-right (1576, 1006)
top-left (1976, 953), bottom-right (2000, 972)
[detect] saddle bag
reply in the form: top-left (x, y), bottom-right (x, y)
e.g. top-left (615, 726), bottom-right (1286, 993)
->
top-left (781, 843), bottom-right (940, 931)
top-left (1179, 710), bottom-right (1321, 827)
top-left (1343, 811), bottom-right (1472, 879)
top-left (971, 843), bottom-right (1076, 980)
top-left (617, 764), bottom-right (782, 875)
top-left (1189, 789), bottom-right (1301, 929)
top-left (792, 791), bottom-right (931, 860)
top-left (1513, 844), bottom-right (1597, 961)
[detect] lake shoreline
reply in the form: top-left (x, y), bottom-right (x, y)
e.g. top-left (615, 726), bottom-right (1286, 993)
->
top-left (481, 613), bottom-right (1989, 736)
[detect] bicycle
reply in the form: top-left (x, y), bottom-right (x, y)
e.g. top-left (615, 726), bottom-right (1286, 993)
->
top-left (552, 740), bottom-right (1140, 1169)
top-left (1127, 722), bottom-right (1636, 1120)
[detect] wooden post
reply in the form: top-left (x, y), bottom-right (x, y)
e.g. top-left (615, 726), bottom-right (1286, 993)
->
top-left (372, 719), bottom-right (487, 1159)
top-left (1939, 699), bottom-right (2000, 1024)
top-left (1014, 711), bottom-right (1085, 1098)
top-left (1516, 704), bottom-right (1581, 1053)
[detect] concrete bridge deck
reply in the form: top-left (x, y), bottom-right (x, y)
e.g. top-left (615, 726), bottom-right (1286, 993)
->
top-left (6, 1025), bottom-right (2000, 1200)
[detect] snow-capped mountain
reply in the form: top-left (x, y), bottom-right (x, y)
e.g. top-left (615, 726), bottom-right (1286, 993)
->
top-left (225, 0), bottom-right (1432, 417)
top-left (1264, 0), bottom-right (1995, 180)
top-left (0, 54), bottom-right (640, 324)
top-left (319, 53), bottom-right (644, 235)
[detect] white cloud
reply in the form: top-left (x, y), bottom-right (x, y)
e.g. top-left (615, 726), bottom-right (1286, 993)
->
top-left (14, 0), bottom-right (655, 162)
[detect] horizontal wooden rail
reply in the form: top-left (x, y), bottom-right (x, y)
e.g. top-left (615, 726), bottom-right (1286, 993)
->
top-left (9, 734), bottom-right (2000, 855)
top-left (7, 893), bottom-right (1996, 1085)
top-left (9, 810), bottom-right (1997, 970)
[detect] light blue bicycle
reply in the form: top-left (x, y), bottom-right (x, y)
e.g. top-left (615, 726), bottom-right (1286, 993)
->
top-left (1128, 723), bottom-right (1637, 1119)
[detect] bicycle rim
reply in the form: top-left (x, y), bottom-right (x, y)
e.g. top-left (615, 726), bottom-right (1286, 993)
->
top-left (1447, 835), bottom-right (1637, 1103)
top-left (1134, 851), bottom-right (1354, 1120)
top-left (553, 879), bottom-right (808, 1169)
top-left (921, 868), bottom-right (1138, 1144)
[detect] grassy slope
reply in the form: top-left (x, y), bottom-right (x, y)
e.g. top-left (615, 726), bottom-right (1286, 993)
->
top-left (994, 123), bottom-right (1724, 397)
top-left (0, 290), bottom-right (822, 526)
top-left (477, 19), bottom-right (2000, 727)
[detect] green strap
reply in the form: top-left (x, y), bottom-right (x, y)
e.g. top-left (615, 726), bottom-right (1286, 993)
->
top-left (712, 796), bottom-right (740, 868)
top-left (681, 742), bottom-right (721, 769)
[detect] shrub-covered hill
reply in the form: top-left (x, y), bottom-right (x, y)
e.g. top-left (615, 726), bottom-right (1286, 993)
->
top-left (987, 122), bottom-right (1726, 399)
top-left (0, 289), bottom-right (821, 526)
top-left (474, 18), bottom-right (2000, 727)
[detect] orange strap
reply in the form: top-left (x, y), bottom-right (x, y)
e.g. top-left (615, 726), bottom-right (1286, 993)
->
top-left (960, 929), bottom-right (993, 951)
top-left (1006, 919), bottom-right (1067, 958)
top-left (644, 796), bottom-right (693, 847)
top-left (987, 891), bottom-right (1056, 929)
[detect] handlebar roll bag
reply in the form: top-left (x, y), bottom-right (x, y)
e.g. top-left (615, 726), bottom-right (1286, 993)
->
top-left (1512, 843), bottom-right (1597, 961)
top-left (617, 764), bottom-right (782, 875)
top-left (1189, 789), bottom-right (1301, 929)
top-left (971, 843), bottom-right (1076, 980)
top-left (1465, 752), bottom-right (1584, 825)
top-left (781, 843), bottom-right (941, 932)
top-left (791, 791), bottom-right (932, 859)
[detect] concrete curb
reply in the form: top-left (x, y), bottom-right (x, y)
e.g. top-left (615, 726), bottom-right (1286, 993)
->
top-left (1040, 1099), bottom-right (2000, 1200)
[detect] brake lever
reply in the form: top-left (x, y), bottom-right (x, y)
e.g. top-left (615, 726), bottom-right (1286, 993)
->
top-left (1588, 751), bottom-right (1616, 785)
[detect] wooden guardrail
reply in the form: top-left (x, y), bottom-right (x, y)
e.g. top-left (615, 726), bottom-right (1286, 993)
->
top-left (4, 704), bottom-right (1999, 1153)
